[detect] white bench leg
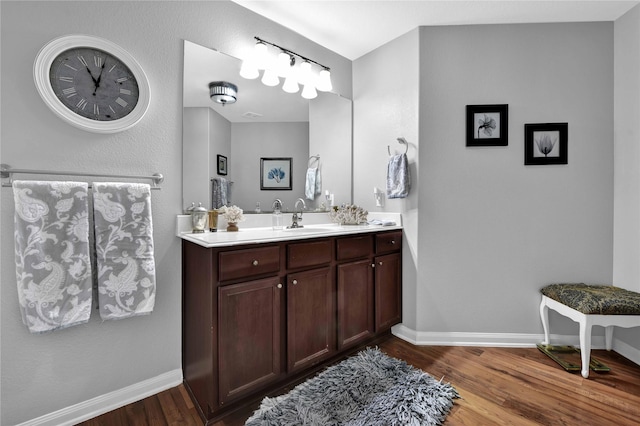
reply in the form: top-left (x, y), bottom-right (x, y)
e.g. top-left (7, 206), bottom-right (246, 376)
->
top-left (605, 325), bottom-right (614, 351)
top-left (540, 298), bottom-right (550, 344)
top-left (579, 317), bottom-right (592, 378)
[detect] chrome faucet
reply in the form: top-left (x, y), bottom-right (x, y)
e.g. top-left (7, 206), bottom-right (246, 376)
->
top-left (288, 198), bottom-right (306, 228)
top-left (272, 198), bottom-right (283, 211)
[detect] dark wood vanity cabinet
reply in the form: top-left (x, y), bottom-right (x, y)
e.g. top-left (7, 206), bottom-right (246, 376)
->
top-left (182, 229), bottom-right (402, 424)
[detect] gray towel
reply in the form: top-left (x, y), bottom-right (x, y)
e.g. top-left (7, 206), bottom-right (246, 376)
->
top-left (13, 180), bottom-right (93, 333)
top-left (386, 153), bottom-right (410, 199)
top-left (93, 183), bottom-right (156, 320)
top-left (212, 177), bottom-right (228, 209)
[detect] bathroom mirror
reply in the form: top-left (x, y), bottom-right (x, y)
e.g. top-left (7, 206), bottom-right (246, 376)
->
top-left (182, 40), bottom-right (352, 213)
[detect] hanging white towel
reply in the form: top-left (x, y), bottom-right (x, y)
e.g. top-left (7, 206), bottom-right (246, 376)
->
top-left (305, 157), bottom-right (322, 200)
top-left (212, 177), bottom-right (228, 209)
top-left (386, 153), bottom-right (410, 199)
top-left (92, 183), bottom-right (156, 320)
top-left (13, 180), bottom-right (93, 333)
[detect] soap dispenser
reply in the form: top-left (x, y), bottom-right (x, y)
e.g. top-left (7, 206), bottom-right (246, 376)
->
top-left (272, 199), bottom-right (283, 230)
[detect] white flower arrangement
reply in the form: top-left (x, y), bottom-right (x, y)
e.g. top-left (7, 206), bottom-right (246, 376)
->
top-left (220, 205), bottom-right (245, 223)
top-left (328, 204), bottom-right (368, 225)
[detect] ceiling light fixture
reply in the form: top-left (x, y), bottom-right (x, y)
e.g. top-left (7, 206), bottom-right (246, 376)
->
top-left (209, 81), bottom-right (238, 105)
top-left (240, 36), bottom-right (332, 101)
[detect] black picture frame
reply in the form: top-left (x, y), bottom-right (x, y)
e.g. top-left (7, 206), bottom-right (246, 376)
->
top-left (260, 157), bottom-right (292, 190)
top-left (466, 104), bottom-right (509, 147)
top-left (217, 155), bottom-right (227, 175)
top-left (524, 123), bottom-right (568, 165)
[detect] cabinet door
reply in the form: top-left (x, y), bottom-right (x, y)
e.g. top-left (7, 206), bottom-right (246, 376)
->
top-left (337, 259), bottom-right (374, 350)
top-left (218, 277), bottom-right (283, 405)
top-left (374, 253), bottom-right (402, 331)
top-left (287, 267), bottom-right (335, 372)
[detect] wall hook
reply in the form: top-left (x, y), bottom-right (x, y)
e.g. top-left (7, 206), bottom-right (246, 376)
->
top-left (388, 137), bottom-right (409, 155)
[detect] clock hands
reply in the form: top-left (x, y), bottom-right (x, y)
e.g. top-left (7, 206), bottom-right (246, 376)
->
top-left (93, 60), bottom-right (106, 95)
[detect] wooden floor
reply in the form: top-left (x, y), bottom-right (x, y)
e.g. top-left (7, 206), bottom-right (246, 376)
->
top-left (79, 336), bottom-right (640, 425)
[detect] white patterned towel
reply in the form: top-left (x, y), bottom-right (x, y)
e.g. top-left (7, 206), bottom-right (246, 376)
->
top-left (92, 183), bottom-right (156, 320)
top-left (386, 153), bottom-right (410, 199)
top-left (13, 181), bottom-right (93, 333)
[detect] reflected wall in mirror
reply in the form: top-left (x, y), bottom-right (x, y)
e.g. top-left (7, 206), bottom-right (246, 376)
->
top-left (182, 40), bottom-right (352, 213)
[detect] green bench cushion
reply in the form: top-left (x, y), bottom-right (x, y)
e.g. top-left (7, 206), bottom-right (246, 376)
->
top-left (541, 283), bottom-right (640, 315)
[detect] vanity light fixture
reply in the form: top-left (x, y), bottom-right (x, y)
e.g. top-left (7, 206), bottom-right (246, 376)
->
top-left (240, 36), bottom-right (332, 100)
top-left (209, 81), bottom-right (238, 105)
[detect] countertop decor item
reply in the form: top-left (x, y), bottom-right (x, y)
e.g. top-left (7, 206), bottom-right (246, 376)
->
top-left (34, 34), bottom-right (150, 133)
top-left (190, 203), bottom-right (208, 233)
top-left (328, 204), bottom-right (368, 225)
top-left (220, 205), bottom-right (244, 231)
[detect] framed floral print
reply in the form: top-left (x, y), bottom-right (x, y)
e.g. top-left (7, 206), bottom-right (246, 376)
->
top-left (524, 123), bottom-right (568, 165)
top-left (466, 104), bottom-right (508, 146)
top-left (260, 157), bottom-right (292, 190)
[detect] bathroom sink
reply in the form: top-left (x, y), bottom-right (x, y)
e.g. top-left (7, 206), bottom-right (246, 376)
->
top-left (282, 227), bottom-right (335, 233)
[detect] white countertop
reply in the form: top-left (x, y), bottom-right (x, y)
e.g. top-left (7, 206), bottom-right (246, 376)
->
top-left (177, 212), bottom-right (403, 248)
top-left (179, 223), bottom-right (403, 248)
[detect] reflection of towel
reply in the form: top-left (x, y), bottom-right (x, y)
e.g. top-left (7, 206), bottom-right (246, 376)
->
top-left (13, 181), bottom-right (93, 333)
top-left (305, 167), bottom-right (320, 200)
top-left (212, 177), bottom-right (229, 209)
top-left (93, 183), bottom-right (156, 320)
top-left (386, 153), bottom-right (410, 199)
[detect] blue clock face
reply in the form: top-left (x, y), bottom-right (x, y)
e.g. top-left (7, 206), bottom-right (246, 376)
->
top-left (48, 47), bottom-right (140, 121)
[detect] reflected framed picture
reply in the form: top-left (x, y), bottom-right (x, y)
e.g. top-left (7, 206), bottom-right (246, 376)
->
top-left (260, 157), bottom-right (292, 190)
top-left (466, 104), bottom-right (508, 146)
top-left (217, 154), bottom-right (228, 175)
top-left (524, 123), bottom-right (568, 165)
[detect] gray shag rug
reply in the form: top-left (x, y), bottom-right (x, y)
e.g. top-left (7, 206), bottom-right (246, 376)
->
top-left (245, 347), bottom-right (459, 425)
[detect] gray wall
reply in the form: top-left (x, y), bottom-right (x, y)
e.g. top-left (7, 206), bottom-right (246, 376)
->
top-left (353, 29), bottom-right (420, 329)
top-left (354, 22), bottom-right (615, 339)
top-left (613, 5), bottom-right (640, 350)
top-left (0, 1), bottom-right (352, 424)
top-left (416, 22), bottom-right (614, 334)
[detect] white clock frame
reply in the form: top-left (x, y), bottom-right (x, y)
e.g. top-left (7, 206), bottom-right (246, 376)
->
top-left (34, 34), bottom-right (151, 134)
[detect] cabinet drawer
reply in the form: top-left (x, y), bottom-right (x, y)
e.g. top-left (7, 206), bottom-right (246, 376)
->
top-left (375, 232), bottom-right (402, 254)
top-left (219, 246), bottom-right (280, 282)
top-left (336, 235), bottom-right (373, 261)
top-left (287, 239), bottom-right (332, 270)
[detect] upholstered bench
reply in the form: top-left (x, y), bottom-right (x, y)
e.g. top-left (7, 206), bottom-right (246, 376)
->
top-left (539, 283), bottom-right (640, 378)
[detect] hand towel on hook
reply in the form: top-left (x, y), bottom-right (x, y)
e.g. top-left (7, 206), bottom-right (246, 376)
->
top-left (12, 180), bottom-right (93, 333)
top-left (92, 182), bottom-right (156, 320)
top-left (387, 153), bottom-right (410, 199)
top-left (305, 156), bottom-right (322, 200)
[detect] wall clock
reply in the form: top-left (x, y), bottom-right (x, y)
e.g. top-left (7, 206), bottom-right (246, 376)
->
top-left (34, 34), bottom-right (150, 134)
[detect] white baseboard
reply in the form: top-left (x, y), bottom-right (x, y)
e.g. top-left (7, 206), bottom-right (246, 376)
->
top-left (613, 337), bottom-right (640, 366)
top-left (391, 324), bottom-right (640, 367)
top-left (17, 369), bottom-right (183, 426)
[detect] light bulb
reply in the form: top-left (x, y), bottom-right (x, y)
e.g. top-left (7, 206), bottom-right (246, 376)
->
top-left (277, 52), bottom-right (292, 77)
top-left (317, 69), bottom-right (332, 92)
top-left (298, 61), bottom-right (312, 85)
top-left (240, 58), bottom-right (259, 79)
top-left (254, 41), bottom-right (268, 70)
top-left (301, 83), bottom-right (317, 100)
top-left (261, 68), bottom-right (280, 86)
top-left (283, 73), bottom-right (299, 93)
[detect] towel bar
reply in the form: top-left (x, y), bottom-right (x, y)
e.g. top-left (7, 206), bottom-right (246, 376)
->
top-left (1, 163), bottom-right (163, 189)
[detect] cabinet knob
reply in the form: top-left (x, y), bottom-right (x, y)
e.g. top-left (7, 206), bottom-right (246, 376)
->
top-left (277, 283), bottom-right (282, 289)
top-left (379, 261), bottom-right (383, 266)
top-left (292, 279), bottom-right (298, 285)
top-left (391, 240), bottom-right (396, 245)
top-left (252, 260), bottom-right (259, 266)
top-left (371, 263), bottom-right (375, 268)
